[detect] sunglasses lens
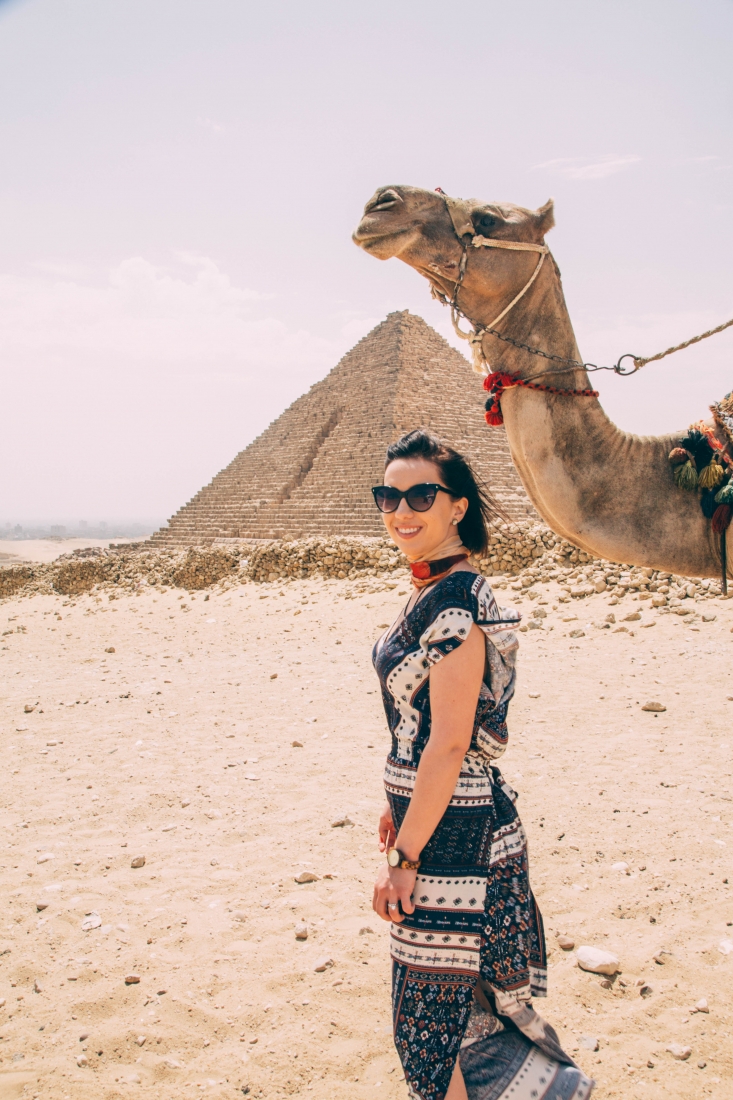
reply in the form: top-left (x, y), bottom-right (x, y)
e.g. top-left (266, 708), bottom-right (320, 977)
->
top-left (406, 485), bottom-right (437, 511)
top-left (374, 487), bottom-right (400, 512)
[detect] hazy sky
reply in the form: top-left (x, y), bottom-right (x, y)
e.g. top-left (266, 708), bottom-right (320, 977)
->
top-left (1, 0), bottom-right (732, 523)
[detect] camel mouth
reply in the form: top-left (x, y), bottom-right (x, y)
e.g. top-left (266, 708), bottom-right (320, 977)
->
top-left (352, 187), bottom-right (411, 256)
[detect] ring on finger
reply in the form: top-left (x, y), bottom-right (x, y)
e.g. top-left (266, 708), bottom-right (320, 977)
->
top-left (388, 902), bottom-right (398, 911)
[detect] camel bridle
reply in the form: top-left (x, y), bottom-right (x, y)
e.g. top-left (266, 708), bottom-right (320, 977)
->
top-left (432, 188), bottom-right (733, 383)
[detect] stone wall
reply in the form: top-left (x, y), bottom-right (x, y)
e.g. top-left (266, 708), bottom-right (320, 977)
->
top-left (0, 527), bottom-right (722, 606)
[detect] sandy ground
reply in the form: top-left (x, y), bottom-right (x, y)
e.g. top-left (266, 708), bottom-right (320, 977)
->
top-left (0, 540), bottom-right (142, 566)
top-left (0, 571), bottom-right (732, 1100)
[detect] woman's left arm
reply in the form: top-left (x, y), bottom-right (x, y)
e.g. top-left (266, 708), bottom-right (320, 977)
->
top-left (373, 622), bottom-right (485, 922)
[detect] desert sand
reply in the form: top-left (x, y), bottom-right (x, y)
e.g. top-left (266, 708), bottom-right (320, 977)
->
top-left (1, 570), bottom-right (732, 1100)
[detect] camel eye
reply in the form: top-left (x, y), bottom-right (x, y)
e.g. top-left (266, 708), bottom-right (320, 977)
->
top-left (475, 213), bottom-right (496, 235)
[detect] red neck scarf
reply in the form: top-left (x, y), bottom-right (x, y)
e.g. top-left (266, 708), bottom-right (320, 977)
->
top-left (410, 553), bottom-right (469, 589)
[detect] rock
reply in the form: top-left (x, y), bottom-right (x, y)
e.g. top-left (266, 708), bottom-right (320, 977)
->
top-left (135, 1035), bottom-right (146, 1046)
top-left (639, 984), bottom-right (653, 997)
top-left (33, 980), bottom-right (42, 993)
top-left (695, 998), bottom-right (709, 1013)
top-left (244, 774), bottom-right (260, 781)
top-left (24, 704), bottom-right (35, 713)
top-left (718, 939), bottom-right (733, 955)
top-left (79, 1032), bottom-right (89, 1041)
top-left (291, 740), bottom-right (304, 748)
top-left (295, 923), bottom-right (308, 940)
top-left (666, 1043), bottom-right (692, 1061)
top-left (295, 871), bottom-right (319, 884)
top-left (576, 946), bottom-right (620, 975)
top-left (181, 799), bottom-right (191, 807)
top-left (331, 817), bottom-right (354, 828)
top-left (702, 613), bottom-right (717, 622)
top-left (605, 613), bottom-right (616, 623)
top-left (641, 701), bottom-right (666, 712)
top-left (568, 629), bottom-right (585, 639)
top-left (270, 673), bottom-right (278, 680)
top-left (36, 901), bottom-right (48, 912)
top-left (76, 1054), bottom-right (88, 1067)
top-left (359, 926), bottom-right (374, 935)
top-left (594, 579), bottom-right (607, 593)
top-left (557, 935), bottom-right (575, 950)
top-left (314, 956), bottom-right (334, 972)
top-left (698, 1060), bottom-right (707, 1069)
top-left (580, 1035), bottom-right (599, 1051)
top-left (652, 595), bottom-right (667, 607)
top-left (130, 855), bottom-right (146, 868)
top-left (232, 910), bottom-right (247, 922)
top-left (599, 978), bottom-right (612, 989)
top-left (612, 861), bottom-right (630, 872)
top-left (36, 853), bottom-right (54, 864)
top-left (81, 912), bottom-right (102, 932)
top-left (676, 606), bottom-right (691, 616)
top-left (105, 646), bottom-right (115, 653)
top-left (623, 612), bottom-right (641, 621)
top-left (641, 620), bottom-right (656, 628)
top-left (205, 809), bottom-right (223, 818)
top-left (125, 974), bottom-right (141, 985)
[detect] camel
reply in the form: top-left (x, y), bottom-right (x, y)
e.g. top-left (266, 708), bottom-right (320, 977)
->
top-left (353, 184), bottom-right (729, 580)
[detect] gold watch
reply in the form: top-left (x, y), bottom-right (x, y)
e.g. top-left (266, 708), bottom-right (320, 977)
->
top-left (387, 847), bottom-right (421, 871)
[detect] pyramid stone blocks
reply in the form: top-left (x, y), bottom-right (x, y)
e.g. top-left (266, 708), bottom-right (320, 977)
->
top-left (150, 310), bottom-right (535, 546)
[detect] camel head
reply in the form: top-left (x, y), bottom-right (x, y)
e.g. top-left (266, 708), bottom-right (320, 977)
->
top-left (353, 185), bottom-right (556, 325)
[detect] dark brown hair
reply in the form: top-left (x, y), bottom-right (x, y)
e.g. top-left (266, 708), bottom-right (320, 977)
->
top-left (384, 429), bottom-right (502, 555)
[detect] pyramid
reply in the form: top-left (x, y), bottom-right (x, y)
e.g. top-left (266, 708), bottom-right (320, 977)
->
top-left (150, 311), bottom-right (535, 546)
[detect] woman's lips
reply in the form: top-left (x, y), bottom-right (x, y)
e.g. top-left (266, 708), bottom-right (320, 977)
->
top-left (394, 526), bottom-right (421, 538)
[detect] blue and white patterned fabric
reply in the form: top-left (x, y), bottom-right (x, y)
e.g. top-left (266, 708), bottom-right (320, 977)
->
top-left (373, 571), bottom-right (594, 1100)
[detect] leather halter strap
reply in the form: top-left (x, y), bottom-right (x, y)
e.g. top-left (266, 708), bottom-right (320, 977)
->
top-left (438, 192), bottom-right (549, 373)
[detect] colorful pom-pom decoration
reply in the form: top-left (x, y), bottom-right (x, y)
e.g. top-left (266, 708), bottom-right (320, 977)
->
top-left (712, 504), bottom-right (733, 534)
top-left (668, 447), bottom-right (690, 466)
top-left (698, 461), bottom-right (725, 490)
top-left (714, 482), bottom-right (733, 506)
top-left (674, 460), bottom-right (698, 491)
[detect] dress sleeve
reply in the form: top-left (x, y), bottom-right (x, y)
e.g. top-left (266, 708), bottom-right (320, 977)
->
top-left (418, 575), bottom-right (519, 706)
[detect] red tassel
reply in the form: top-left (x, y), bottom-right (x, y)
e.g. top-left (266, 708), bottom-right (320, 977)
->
top-left (485, 406), bottom-right (504, 426)
top-left (712, 504), bottom-right (732, 534)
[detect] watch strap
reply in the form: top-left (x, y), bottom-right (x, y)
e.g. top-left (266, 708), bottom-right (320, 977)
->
top-left (388, 847), bottom-right (421, 871)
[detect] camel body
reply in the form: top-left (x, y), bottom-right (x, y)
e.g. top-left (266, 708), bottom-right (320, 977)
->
top-left (353, 185), bottom-right (725, 579)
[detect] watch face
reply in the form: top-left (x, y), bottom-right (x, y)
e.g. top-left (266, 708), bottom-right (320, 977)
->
top-left (387, 848), bottom-right (400, 867)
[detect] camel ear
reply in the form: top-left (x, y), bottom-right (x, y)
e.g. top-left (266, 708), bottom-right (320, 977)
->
top-left (535, 198), bottom-right (555, 237)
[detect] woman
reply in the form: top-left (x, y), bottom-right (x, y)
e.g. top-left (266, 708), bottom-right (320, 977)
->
top-left (371, 430), bottom-right (593, 1100)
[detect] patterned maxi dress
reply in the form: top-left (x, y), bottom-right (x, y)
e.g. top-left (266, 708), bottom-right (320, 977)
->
top-left (373, 571), bottom-right (594, 1100)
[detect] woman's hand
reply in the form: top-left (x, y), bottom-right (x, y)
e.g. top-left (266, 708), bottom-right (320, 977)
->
top-left (372, 861), bottom-right (416, 923)
top-left (378, 801), bottom-right (395, 853)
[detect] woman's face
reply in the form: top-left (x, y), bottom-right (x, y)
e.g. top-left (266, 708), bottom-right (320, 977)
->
top-left (380, 458), bottom-right (468, 560)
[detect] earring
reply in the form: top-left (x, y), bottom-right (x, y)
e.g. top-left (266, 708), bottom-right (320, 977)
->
top-left (452, 519), bottom-right (458, 525)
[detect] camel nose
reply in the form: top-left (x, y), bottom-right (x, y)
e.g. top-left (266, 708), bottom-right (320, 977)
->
top-left (364, 188), bottom-right (402, 214)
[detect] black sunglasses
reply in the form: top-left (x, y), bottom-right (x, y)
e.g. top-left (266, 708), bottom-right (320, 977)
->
top-left (371, 482), bottom-right (455, 514)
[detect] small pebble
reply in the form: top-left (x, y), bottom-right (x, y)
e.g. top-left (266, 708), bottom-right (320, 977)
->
top-left (576, 946), bottom-right (620, 975)
top-left (314, 956), bottom-right (334, 972)
top-left (641, 701), bottom-right (666, 712)
top-left (666, 1043), bottom-right (692, 1061)
top-left (294, 871), bottom-right (319, 884)
top-left (79, 1032), bottom-right (89, 1041)
top-left (331, 817), bottom-right (354, 828)
top-left (270, 673), bottom-right (278, 680)
top-left (295, 923), bottom-right (308, 940)
top-left (76, 1055), bottom-right (88, 1067)
top-left (291, 740), bottom-right (304, 748)
top-left (125, 974), bottom-right (141, 985)
top-left (557, 935), bottom-right (575, 951)
top-left (105, 646), bottom-right (115, 653)
top-left (36, 901), bottom-right (48, 912)
top-left (135, 1035), bottom-right (146, 1046)
top-left (36, 853), bottom-right (54, 864)
top-left (579, 1035), bottom-right (599, 1052)
top-left (130, 855), bottom-right (146, 868)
